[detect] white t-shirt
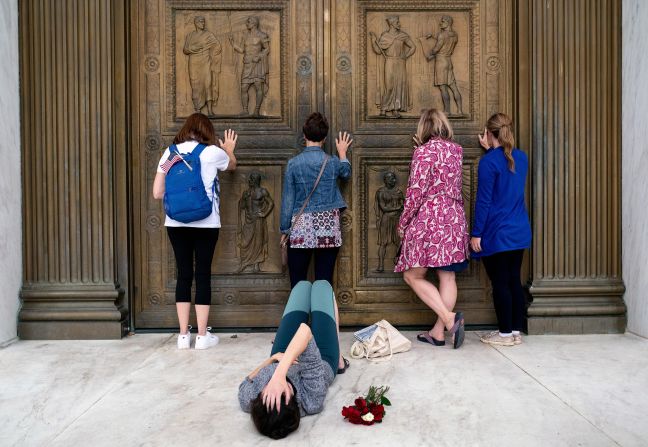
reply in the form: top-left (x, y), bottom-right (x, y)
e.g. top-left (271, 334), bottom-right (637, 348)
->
top-left (157, 140), bottom-right (230, 228)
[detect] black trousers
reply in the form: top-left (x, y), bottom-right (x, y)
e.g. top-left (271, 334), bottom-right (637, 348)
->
top-left (481, 249), bottom-right (525, 334)
top-left (287, 246), bottom-right (340, 289)
top-left (167, 227), bottom-right (219, 305)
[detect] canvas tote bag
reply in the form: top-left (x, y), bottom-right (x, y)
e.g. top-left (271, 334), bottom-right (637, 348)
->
top-left (349, 320), bottom-right (411, 362)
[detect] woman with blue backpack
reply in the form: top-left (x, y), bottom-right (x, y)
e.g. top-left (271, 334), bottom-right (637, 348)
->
top-left (153, 112), bottom-right (237, 350)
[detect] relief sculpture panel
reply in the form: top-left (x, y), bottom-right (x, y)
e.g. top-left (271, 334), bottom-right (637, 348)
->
top-left (364, 9), bottom-right (472, 122)
top-left (173, 10), bottom-right (282, 120)
top-left (237, 171), bottom-right (275, 273)
top-left (373, 170), bottom-right (405, 272)
top-left (212, 166), bottom-right (284, 277)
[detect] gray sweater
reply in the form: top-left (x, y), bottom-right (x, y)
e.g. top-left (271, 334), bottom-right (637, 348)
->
top-left (238, 339), bottom-right (335, 417)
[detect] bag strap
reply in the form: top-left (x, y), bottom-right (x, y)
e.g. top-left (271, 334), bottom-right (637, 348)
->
top-left (190, 143), bottom-right (207, 157)
top-left (288, 154), bottom-right (330, 234)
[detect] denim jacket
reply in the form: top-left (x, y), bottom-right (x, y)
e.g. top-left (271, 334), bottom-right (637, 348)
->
top-left (280, 146), bottom-right (351, 234)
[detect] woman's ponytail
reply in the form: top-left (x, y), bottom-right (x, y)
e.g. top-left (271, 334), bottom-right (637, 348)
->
top-left (487, 113), bottom-right (516, 172)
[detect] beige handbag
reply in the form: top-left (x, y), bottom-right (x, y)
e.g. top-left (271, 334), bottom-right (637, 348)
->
top-left (349, 320), bottom-right (411, 362)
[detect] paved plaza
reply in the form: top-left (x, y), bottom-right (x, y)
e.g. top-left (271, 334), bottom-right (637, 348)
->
top-left (1, 332), bottom-right (647, 446)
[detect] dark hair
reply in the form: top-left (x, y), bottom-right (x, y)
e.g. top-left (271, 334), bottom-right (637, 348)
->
top-left (302, 112), bottom-right (329, 143)
top-left (250, 386), bottom-right (300, 439)
top-left (173, 112), bottom-right (217, 145)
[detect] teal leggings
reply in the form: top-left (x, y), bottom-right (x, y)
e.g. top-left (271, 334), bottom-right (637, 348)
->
top-left (271, 280), bottom-right (339, 376)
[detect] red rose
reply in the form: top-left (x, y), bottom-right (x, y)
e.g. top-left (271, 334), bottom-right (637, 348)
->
top-left (354, 398), bottom-right (367, 409)
top-left (369, 404), bottom-right (384, 422)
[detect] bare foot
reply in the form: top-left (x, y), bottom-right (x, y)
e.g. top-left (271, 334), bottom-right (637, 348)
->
top-left (444, 312), bottom-right (456, 331)
top-left (429, 328), bottom-right (444, 341)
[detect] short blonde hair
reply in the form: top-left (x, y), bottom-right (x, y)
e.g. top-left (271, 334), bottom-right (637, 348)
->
top-left (416, 108), bottom-right (453, 144)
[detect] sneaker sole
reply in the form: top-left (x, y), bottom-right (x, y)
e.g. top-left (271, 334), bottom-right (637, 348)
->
top-left (480, 338), bottom-right (515, 347)
top-left (194, 339), bottom-right (219, 350)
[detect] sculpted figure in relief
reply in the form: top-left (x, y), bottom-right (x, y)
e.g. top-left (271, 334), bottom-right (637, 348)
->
top-left (237, 172), bottom-right (274, 273)
top-left (369, 16), bottom-right (416, 118)
top-left (229, 17), bottom-right (270, 117)
top-left (183, 16), bottom-right (222, 117)
top-left (374, 171), bottom-right (405, 272)
top-left (425, 15), bottom-right (464, 116)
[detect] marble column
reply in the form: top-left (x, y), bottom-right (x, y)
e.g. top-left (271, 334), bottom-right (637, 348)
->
top-left (622, 0), bottom-right (648, 338)
top-left (518, 0), bottom-right (626, 334)
top-left (0, 0), bottom-right (21, 345)
top-left (18, 0), bottom-right (129, 339)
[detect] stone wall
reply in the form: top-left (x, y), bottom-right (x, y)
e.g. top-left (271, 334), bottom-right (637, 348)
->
top-left (0, 0), bottom-right (22, 346)
top-left (623, 0), bottom-right (648, 338)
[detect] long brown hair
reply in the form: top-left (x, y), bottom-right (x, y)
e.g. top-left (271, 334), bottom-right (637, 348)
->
top-left (486, 113), bottom-right (515, 172)
top-left (173, 112), bottom-right (217, 145)
top-left (416, 108), bottom-right (454, 144)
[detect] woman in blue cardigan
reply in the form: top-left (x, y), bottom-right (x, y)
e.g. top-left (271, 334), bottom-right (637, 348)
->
top-left (470, 113), bottom-right (531, 346)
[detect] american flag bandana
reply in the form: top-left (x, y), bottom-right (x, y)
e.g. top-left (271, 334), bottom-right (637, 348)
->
top-left (160, 152), bottom-right (184, 173)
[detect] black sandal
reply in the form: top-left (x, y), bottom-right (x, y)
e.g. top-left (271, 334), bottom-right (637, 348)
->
top-left (450, 312), bottom-right (465, 349)
top-left (337, 357), bottom-right (350, 374)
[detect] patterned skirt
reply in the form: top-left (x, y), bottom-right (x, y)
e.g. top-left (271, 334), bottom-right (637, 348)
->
top-left (289, 209), bottom-right (342, 249)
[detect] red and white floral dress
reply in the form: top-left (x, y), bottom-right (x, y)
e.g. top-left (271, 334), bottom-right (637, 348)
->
top-left (394, 138), bottom-right (470, 272)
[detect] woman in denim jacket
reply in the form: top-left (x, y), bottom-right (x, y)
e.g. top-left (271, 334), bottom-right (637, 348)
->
top-left (280, 112), bottom-right (352, 373)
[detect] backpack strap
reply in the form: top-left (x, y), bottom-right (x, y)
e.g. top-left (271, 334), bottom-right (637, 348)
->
top-left (190, 143), bottom-right (207, 157)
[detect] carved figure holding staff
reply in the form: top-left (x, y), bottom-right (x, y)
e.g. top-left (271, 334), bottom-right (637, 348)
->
top-left (183, 16), bottom-right (222, 117)
top-left (369, 16), bottom-right (416, 118)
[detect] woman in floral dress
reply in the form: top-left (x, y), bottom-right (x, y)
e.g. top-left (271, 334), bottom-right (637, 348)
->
top-left (395, 108), bottom-right (470, 349)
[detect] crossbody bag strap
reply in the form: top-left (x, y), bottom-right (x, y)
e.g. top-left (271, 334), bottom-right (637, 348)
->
top-left (289, 154), bottom-right (330, 234)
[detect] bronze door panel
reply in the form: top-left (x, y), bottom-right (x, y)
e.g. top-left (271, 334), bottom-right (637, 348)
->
top-left (132, 0), bottom-right (511, 328)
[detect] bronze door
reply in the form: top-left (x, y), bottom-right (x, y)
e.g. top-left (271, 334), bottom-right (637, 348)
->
top-left (131, 0), bottom-right (512, 329)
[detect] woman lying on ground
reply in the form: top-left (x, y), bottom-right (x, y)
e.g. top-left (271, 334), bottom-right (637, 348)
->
top-left (238, 280), bottom-right (341, 439)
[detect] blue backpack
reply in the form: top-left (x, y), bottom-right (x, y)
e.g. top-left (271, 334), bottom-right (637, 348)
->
top-left (163, 144), bottom-right (215, 223)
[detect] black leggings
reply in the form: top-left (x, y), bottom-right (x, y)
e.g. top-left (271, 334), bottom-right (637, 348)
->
top-left (481, 249), bottom-right (525, 334)
top-left (287, 246), bottom-right (340, 289)
top-left (167, 227), bottom-right (219, 305)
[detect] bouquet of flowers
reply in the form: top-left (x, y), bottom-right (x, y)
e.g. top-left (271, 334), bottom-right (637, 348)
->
top-left (341, 385), bottom-right (391, 425)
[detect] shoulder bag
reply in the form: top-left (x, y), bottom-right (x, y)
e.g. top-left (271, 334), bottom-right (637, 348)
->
top-left (281, 155), bottom-right (330, 266)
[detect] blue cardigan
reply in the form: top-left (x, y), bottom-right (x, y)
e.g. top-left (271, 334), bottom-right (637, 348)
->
top-left (471, 147), bottom-right (531, 258)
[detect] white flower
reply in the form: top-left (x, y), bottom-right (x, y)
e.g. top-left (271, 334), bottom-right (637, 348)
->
top-left (361, 412), bottom-right (374, 422)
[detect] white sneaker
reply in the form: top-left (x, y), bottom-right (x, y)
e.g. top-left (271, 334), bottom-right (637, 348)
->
top-left (195, 327), bottom-right (219, 350)
top-left (177, 325), bottom-right (192, 350)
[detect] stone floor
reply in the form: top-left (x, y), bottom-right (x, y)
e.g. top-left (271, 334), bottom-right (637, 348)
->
top-left (1, 332), bottom-right (647, 447)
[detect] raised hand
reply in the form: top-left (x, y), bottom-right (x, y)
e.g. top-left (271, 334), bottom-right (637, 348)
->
top-left (218, 129), bottom-right (238, 153)
top-left (478, 128), bottom-right (490, 150)
top-left (335, 131), bottom-right (353, 159)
